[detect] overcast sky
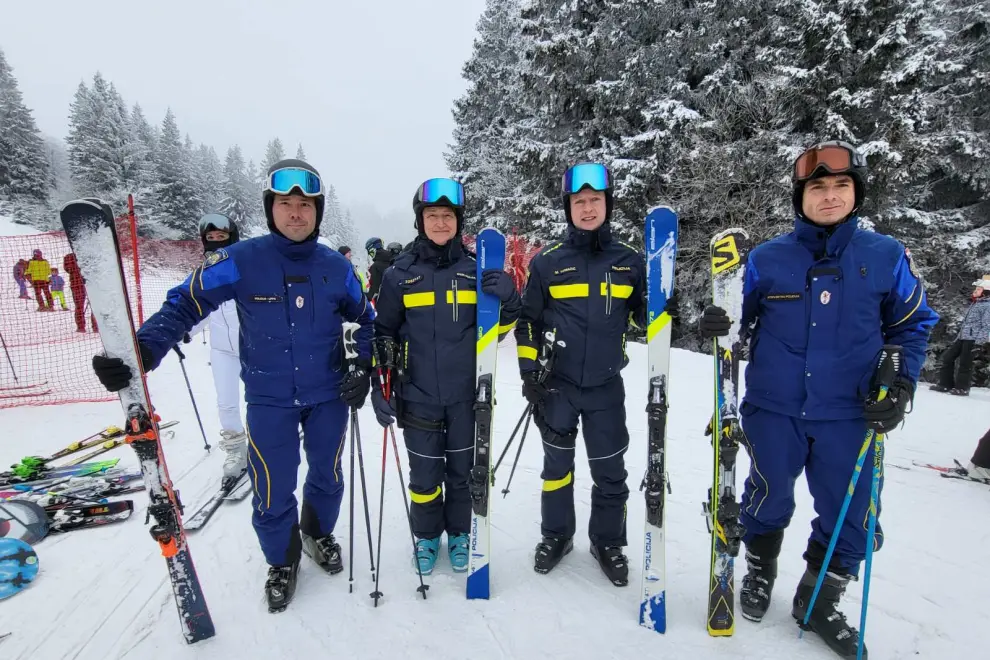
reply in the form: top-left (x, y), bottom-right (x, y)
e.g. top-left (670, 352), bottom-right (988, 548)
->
top-left (0, 0), bottom-right (487, 222)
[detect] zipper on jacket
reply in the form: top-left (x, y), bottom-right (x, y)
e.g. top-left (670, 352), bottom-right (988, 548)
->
top-left (452, 279), bottom-right (458, 322)
top-left (605, 272), bottom-right (613, 315)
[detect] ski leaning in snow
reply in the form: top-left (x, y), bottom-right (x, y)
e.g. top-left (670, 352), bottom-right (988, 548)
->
top-left (59, 198), bottom-right (215, 644)
top-left (705, 228), bottom-right (751, 636)
top-left (639, 206), bottom-right (678, 634)
top-left (0, 537), bottom-right (39, 600)
top-left (182, 471), bottom-right (250, 532)
top-left (466, 227), bottom-right (505, 601)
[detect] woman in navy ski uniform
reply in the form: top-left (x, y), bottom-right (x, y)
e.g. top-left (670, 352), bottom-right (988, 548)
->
top-left (701, 142), bottom-right (938, 656)
top-left (370, 179), bottom-right (520, 575)
top-left (93, 160), bottom-right (375, 613)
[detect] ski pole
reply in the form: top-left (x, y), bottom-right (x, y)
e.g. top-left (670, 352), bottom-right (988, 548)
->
top-left (0, 331), bottom-right (18, 382)
top-left (800, 345), bottom-right (901, 635)
top-left (493, 403), bottom-right (533, 474)
top-left (172, 345), bottom-right (211, 452)
top-left (348, 405), bottom-right (357, 594)
top-left (857, 431), bottom-right (884, 660)
top-left (371, 420), bottom-right (388, 606)
top-left (353, 409), bottom-right (377, 586)
top-left (501, 409), bottom-right (534, 497)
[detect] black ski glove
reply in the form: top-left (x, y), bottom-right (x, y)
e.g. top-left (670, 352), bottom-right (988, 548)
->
top-left (521, 371), bottom-right (552, 406)
top-left (92, 343), bottom-right (153, 392)
top-left (370, 385), bottom-right (396, 427)
top-left (340, 358), bottom-right (372, 409)
top-left (699, 305), bottom-right (731, 339)
top-left (863, 378), bottom-right (913, 433)
top-left (481, 269), bottom-right (518, 304)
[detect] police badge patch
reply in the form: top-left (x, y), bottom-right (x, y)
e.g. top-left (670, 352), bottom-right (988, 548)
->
top-left (203, 248), bottom-right (229, 268)
top-left (904, 247), bottom-right (920, 279)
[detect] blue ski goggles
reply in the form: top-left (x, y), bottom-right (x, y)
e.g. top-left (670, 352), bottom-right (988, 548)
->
top-left (265, 167), bottom-right (324, 197)
top-left (562, 162), bottom-right (611, 195)
top-left (417, 178), bottom-right (464, 207)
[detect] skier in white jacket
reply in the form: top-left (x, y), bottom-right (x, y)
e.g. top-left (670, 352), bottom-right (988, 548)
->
top-left (190, 213), bottom-right (248, 487)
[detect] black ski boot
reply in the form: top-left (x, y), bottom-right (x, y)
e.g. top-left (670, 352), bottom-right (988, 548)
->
top-left (590, 545), bottom-right (629, 586)
top-left (739, 530), bottom-right (784, 622)
top-left (534, 536), bottom-right (573, 574)
top-left (792, 567), bottom-right (866, 659)
top-left (929, 384), bottom-right (950, 393)
top-left (301, 532), bottom-right (344, 575)
top-left (265, 561), bottom-right (299, 613)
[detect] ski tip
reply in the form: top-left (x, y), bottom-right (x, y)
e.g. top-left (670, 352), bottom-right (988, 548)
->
top-left (58, 199), bottom-right (104, 214)
top-left (710, 226), bottom-right (750, 244)
top-left (646, 205), bottom-right (677, 217)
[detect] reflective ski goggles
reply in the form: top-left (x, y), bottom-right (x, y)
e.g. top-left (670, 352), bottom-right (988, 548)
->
top-left (562, 162), bottom-right (611, 195)
top-left (198, 213), bottom-right (233, 234)
top-left (792, 142), bottom-right (865, 182)
top-left (417, 178), bottom-right (464, 207)
top-left (264, 167), bottom-right (324, 197)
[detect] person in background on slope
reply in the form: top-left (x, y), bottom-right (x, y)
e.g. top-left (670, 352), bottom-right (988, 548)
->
top-left (26, 249), bottom-right (53, 311)
top-left (930, 276), bottom-right (990, 396)
top-left (63, 252), bottom-right (97, 333)
top-left (515, 162), bottom-right (646, 587)
top-left (370, 178), bottom-right (520, 574)
top-left (960, 426), bottom-right (990, 482)
top-left (48, 267), bottom-right (68, 310)
top-left (89, 159), bottom-right (375, 613)
top-left (699, 141), bottom-right (938, 659)
top-left (184, 214), bottom-right (248, 489)
top-left (337, 245), bottom-right (368, 292)
top-left (366, 237), bottom-right (392, 303)
top-left (13, 259), bottom-right (30, 299)
top-left (387, 241), bottom-right (403, 260)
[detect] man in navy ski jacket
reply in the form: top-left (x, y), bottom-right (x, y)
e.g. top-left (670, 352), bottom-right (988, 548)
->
top-left (700, 141), bottom-right (938, 656)
top-left (92, 159), bottom-right (375, 613)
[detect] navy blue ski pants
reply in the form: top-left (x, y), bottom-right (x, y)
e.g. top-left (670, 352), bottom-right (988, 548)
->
top-left (740, 402), bottom-right (883, 575)
top-left (537, 375), bottom-right (629, 547)
top-left (401, 399), bottom-right (474, 539)
top-left (245, 400), bottom-right (348, 566)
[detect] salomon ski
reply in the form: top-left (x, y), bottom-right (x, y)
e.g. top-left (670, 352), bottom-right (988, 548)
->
top-left (639, 207), bottom-right (678, 633)
top-left (60, 198), bottom-right (215, 643)
top-left (705, 228), bottom-right (751, 636)
top-left (466, 227), bottom-right (506, 600)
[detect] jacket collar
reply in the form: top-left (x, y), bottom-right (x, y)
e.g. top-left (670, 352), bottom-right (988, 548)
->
top-left (794, 215), bottom-right (858, 260)
top-left (566, 220), bottom-right (612, 252)
top-left (412, 237), bottom-right (465, 268)
top-left (268, 232), bottom-right (318, 261)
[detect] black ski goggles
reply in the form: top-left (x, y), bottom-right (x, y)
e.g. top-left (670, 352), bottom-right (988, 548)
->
top-left (198, 214), bottom-right (234, 235)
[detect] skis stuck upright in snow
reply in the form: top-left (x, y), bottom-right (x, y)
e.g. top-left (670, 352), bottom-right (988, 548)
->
top-left (467, 227), bottom-right (506, 600)
top-left (59, 199), bottom-right (215, 644)
top-left (705, 228), bottom-right (751, 637)
top-left (639, 207), bottom-right (678, 634)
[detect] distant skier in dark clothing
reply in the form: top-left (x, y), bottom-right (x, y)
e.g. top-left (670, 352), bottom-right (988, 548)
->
top-left (931, 276), bottom-right (990, 396)
top-left (366, 237), bottom-right (393, 302)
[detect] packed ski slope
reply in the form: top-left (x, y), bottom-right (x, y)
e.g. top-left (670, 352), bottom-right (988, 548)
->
top-left (0, 337), bottom-right (986, 660)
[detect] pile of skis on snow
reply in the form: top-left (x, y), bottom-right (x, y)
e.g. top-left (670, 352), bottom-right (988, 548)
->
top-left (0, 422), bottom-right (176, 536)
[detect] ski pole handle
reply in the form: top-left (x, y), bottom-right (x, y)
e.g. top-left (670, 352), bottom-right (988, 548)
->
top-left (870, 345), bottom-right (903, 402)
top-left (172, 345), bottom-right (186, 360)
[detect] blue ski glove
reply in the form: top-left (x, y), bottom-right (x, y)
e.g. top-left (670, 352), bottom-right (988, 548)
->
top-left (481, 269), bottom-right (518, 304)
top-left (371, 386), bottom-right (396, 427)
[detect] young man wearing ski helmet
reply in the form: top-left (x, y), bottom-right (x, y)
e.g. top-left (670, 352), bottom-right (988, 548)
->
top-left (91, 159), bottom-right (375, 613)
top-left (181, 213), bottom-right (248, 488)
top-left (366, 236), bottom-right (392, 302)
top-left (369, 178), bottom-right (520, 574)
top-left (515, 162), bottom-right (647, 586)
top-left (699, 141), bottom-right (938, 657)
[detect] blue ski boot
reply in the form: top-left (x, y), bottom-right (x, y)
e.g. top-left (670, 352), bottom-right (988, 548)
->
top-left (448, 533), bottom-right (470, 573)
top-left (415, 537), bottom-right (441, 575)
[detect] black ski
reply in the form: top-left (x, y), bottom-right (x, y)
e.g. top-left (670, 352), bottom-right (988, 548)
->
top-left (183, 471), bottom-right (250, 532)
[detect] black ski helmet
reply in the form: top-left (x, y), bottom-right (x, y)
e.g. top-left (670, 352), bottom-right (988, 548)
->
top-left (560, 162), bottom-right (614, 225)
top-left (387, 241), bottom-right (403, 256)
top-left (791, 141), bottom-right (868, 219)
top-left (262, 158), bottom-right (325, 240)
top-left (199, 213), bottom-right (239, 253)
top-left (411, 178), bottom-right (465, 237)
top-left (365, 237), bottom-right (383, 255)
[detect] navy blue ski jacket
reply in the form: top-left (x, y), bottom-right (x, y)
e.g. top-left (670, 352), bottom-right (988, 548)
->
top-left (515, 223), bottom-right (646, 388)
top-left (374, 238), bottom-right (519, 406)
top-left (741, 216), bottom-right (938, 420)
top-left (137, 233), bottom-right (375, 408)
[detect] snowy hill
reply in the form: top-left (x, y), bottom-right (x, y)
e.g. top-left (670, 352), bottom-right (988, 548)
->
top-left (0, 340), bottom-right (986, 659)
top-left (0, 213), bottom-right (43, 237)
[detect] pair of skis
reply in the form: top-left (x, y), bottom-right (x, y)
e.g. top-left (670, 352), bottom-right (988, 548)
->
top-left (636, 213), bottom-right (750, 637)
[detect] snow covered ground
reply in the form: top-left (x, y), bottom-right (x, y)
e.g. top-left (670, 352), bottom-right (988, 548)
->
top-left (0, 338), bottom-right (986, 660)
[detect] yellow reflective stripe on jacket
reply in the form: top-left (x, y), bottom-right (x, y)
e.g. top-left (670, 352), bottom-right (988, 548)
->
top-left (518, 345), bottom-right (538, 361)
top-left (446, 290), bottom-right (477, 304)
top-left (601, 282), bottom-right (633, 299)
top-left (403, 292), bottom-right (436, 307)
top-left (549, 283), bottom-right (589, 299)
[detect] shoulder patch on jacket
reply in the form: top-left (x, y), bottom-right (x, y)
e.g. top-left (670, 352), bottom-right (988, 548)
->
top-left (203, 249), bottom-right (229, 268)
top-left (904, 247), bottom-right (920, 279)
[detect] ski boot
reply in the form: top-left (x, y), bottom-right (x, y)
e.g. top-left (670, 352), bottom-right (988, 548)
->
top-left (950, 388), bottom-right (970, 396)
top-left (219, 429), bottom-right (248, 490)
top-left (534, 536), bottom-right (573, 574)
top-left (929, 384), bottom-right (950, 393)
top-left (448, 533), bottom-right (469, 573)
top-left (740, 530), bottom-right (784, 622)
top-left (301, 532), bottom-right (344, 575)
top-left (265, 561), bottom-right (299, 613)
top-left (415, 537), bottom-right (441, 575)
top-left (590, 545), bottom-right (629, 586)
top-left (792, 567), bottom-right (866, 659)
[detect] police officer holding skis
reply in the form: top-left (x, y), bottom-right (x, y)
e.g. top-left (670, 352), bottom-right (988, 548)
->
top-left (369, 178), bottom-right (521, 575)
top-left (516, 162), bottom-right (647, 586)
